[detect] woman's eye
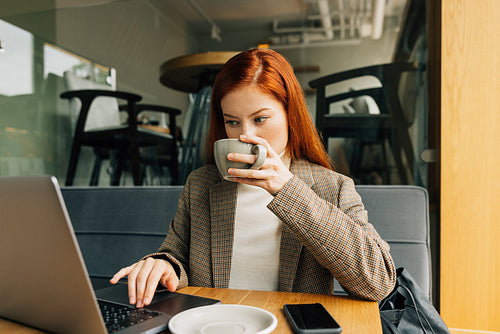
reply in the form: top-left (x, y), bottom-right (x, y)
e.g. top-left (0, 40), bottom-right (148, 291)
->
top-left (255, 117), bottom-right (268, 123)
top-left (225, 120), bottom-right (239, 126)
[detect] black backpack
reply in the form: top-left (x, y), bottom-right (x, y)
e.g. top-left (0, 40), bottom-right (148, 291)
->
top-left (379, 268), bottom-right (450, 334)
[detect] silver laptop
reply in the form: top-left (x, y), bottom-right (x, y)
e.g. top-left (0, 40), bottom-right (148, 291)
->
top-left (0, 175), bottom-right (218, 334)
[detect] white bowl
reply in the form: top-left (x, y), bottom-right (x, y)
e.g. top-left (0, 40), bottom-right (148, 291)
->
top-left (169, 304), bottom-right (278, 334)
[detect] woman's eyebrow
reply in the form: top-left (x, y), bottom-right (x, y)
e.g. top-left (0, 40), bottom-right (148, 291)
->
top-left (223, 108), bottom-right (271, 118)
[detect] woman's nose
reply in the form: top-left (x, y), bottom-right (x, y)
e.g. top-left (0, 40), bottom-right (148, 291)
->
top-left (241, 123), bottom-right (256, 137)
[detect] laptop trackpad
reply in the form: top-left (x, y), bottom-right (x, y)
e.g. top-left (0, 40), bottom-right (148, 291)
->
top-left (95, 283), bottom-right (220, 315)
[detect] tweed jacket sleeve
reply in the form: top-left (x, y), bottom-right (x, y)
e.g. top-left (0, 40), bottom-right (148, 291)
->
top-left (268, 160), bottom-right (396, 301)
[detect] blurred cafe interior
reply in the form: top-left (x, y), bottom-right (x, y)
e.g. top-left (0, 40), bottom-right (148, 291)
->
top-left (0, 0), bottom-right (497, 332)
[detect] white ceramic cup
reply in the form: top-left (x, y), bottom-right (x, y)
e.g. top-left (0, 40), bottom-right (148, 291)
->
top-left (214, 139), bottom-right (267, 181)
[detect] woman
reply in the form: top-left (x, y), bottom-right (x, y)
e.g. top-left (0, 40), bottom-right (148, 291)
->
top-left (111, 48), bottom-right (396, 308)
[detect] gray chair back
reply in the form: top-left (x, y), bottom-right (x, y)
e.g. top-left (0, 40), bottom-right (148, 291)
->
top-left (61, 186), bottom-right (183, 289)
top-left (355, 185), bottom-right (431, 300)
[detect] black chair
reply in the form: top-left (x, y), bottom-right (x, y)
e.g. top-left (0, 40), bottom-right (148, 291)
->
top-left (60, 71), bottom-right (181, 186)
top-left (309, 62), bottom-right (424, 185)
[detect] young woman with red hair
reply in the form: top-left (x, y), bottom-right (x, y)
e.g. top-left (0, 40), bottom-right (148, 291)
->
top-left (112, 49), bottom-right (396, 307)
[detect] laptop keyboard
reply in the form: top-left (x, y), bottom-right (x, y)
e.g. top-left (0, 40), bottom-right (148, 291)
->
top-left (98, 299), bottom-right (162, 333)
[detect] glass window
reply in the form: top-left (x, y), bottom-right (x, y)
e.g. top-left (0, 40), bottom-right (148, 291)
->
top-left (0, 19), bottom-right (112, 182)
top-left (0, 19), bottom-right (33, 96)
top-left (43, 43), bottom-right (89, 79)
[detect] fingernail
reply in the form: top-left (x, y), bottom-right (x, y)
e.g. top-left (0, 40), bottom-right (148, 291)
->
top-left (144, 297), bottom-right (150, 305)
top-left (240, 135), bottom-right (246, 140)
top-left (227, 154), bottom-right (233, 159)
top-left (130, 297), bottom-right (135, 304)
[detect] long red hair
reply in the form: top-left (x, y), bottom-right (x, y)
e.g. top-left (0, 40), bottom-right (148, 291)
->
top-left (206, 48), bottom-right (332, 170)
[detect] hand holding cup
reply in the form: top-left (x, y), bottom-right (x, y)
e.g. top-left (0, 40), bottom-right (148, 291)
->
top-left (214, 138), bottom-right (267, 181)
top-left (214, 136), bottom-right (294, 195)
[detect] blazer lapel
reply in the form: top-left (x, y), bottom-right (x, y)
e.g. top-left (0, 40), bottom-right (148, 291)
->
top-left (210, 178), bottom-right (237, 288)
top-left (278, 225), bottom-right (303, 291)
top-left (278, 160), bottom-right (316, 292)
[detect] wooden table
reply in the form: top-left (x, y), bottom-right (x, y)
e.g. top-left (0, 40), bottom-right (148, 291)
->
top-left (175, 287), bottom-right (382, 334)
top-left (159, 51), bottom-right (239, 93)
top-left (139, 124), bottom-right (171, 134)
top-left (0, 287), bottom-right (382, 334)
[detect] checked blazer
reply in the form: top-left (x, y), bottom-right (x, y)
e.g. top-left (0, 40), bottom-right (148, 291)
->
top-left (151, 159), bottom-right (396, 301)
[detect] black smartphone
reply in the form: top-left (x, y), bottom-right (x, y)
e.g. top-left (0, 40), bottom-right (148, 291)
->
top-left (283, 303), bottom-right (342, 334)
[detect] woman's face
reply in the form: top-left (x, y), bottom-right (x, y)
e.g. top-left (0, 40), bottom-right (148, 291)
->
top-left (220, 84), bottom-right (289, 155)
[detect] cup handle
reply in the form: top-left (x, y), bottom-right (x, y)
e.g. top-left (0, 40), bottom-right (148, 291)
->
top-left (250, 145), bottom-right (267, 169)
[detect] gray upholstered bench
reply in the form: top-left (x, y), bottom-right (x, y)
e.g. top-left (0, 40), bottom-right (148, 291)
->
top-left (61, 186), bottom-right (183, 290)
top-left (62, 185), bottom-right (430, 299)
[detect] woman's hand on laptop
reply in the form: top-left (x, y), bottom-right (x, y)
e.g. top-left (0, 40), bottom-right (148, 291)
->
top-left (110, 258), bottom-right (179, 308)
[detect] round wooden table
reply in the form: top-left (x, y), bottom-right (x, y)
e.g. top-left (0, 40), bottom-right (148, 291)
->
top-left (159, 51), bottom-right (239, 93)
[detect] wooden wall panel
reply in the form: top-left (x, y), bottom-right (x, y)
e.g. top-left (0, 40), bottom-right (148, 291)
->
top-left (440, 0), bottom-right (500, 331)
